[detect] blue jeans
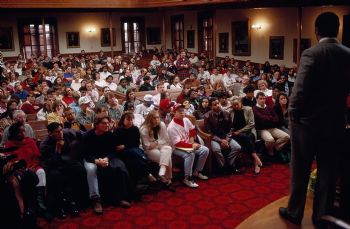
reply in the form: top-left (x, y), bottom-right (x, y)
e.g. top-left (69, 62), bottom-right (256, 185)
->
top-left (83, 160), bottom-right (100, 198)
top-left (211, 139), bottom-right (241, 168)
top-left (173, 145), bottom-right (209, 178)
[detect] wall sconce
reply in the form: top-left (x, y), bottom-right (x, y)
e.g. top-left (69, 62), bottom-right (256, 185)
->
top-left (251, 24), bottom-right (262, 30)
top-left (87, 28), bottom-right (96, 33)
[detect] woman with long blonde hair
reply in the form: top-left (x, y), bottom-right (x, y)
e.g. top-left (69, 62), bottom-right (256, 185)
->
top-left (140, 110), bottom-right (174, 191)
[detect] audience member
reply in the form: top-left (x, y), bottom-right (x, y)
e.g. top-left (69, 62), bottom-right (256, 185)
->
top-left (204, 97), bottom-right (242, 174)
top-left (167, 104), bottom-right (209, 188)
top-left (253, 92), bottom-right (290, 156)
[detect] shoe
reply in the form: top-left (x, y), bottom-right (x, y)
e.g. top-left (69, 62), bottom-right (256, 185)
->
top-left (148, 174), bottom-right (157, 183)
top-left (92, 196), bottom-right (103, 215)
top-left (254, 165), bottom-right (261, 175)
top-left (232, 168), bottom-right (242, 175)
top-left (193, 172), bottom-right (208, 180)
top-left (183, 178), bottom-right (199, 188)
top-left (279, 207), bottom-right (302, 225)
top-left (162, 181), bottom-right (176, 192)
top-left (36, 187), bottom-right (52, 221)
top-left (119, 200), bottom-right (131, 209)
top-left (68, 201), bottom-right (80, 217)
top-left (57, 208), bottom-right (67, 219)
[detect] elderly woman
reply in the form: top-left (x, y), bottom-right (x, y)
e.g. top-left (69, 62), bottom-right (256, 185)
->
top-left (230, 96), bottom-right (263, 174)
top-left (140, 110), bottom-right (174, 191)
top-left (254, 80), bottom-right (272, 97)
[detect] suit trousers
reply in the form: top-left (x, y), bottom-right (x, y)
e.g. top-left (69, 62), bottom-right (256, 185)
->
top-left (287, 120), bottom-right (343, 221)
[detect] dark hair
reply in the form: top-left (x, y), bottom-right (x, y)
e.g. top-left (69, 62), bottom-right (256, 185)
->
top-left (315, 12), bottom-right (339, 37)
top-left (63, 107), bottom-right (73, 113)
top-left (160, 91), bottom-right (168, 100)
top-left (94, 114), bottom-right (111, 126)
top-left (118, 111), bottom-right (134, 128)
top-left (256, 92), bottom-right (266, 99)
top-left (243, 84), bottom-right (255, 93)
top-left (8, 122), bottom-right (24, 140)
top-left (47, 122), bottom-right (62, 133)
top-left (125, 88), bottom-right (135, 101)
top-left (209, 97), bottom-right (219, 107)
top-left (218, 91), bottom-right (228, 99)
top-left (276, 92), bottom-right (289, 106)
top-left (272, 84), bottom-right (281, 90)
top-left (124, 101), bottom-right (135, 111)
top-left (79, 86), bottom-right (87, 92)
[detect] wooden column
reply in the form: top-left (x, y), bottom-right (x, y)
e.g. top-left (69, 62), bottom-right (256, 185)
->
top-left (42, 17), bottom-right (47, 56)
top-left (162, 9), bottom-right (166, 51)
top-left (296, 7), bottom-right (302, 66)
top-left (109, 12), bottom-right (114, 57)
top-left (212, 10), bottom-right (217, 66)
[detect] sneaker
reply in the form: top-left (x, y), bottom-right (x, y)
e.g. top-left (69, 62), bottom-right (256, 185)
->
top-left (92, 196), bottom-right (103, 215)
top-left (119, 200), bottom-right (131, 209)
top-left (183, 178), bottom-right (199, 188)
top-left (193, 172), bottom-right (208, 180)
top-left (148, 174), bottom-right (157, 183)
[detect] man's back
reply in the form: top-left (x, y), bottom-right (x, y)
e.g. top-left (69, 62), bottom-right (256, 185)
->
top-left (289, 38), bottom-right (350, 124)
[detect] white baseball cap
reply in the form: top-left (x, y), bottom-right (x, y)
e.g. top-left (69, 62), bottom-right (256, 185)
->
top-left (78, 96), bottom-right (91, 105)
top-left (144, 94), bottom-right (154, 103)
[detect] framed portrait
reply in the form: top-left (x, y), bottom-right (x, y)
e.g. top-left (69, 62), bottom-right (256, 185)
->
top-left (146, 27), bottom-right (161, 45)
top-left (0, 27), bottom-right (14, 51)
top-left (269, 36), bottom-right (284, 59)
top-left (187, 30), bottom-right (195, 48)
top-left (101, 28), bottom-right (116, 47)
top-left (219, 32), bottom-right (229, 53)
top-left (66, 32), bottom-right (80, 48)
top-left (293, 38), bottom-right (311, 62)
top-left (232, 20), bottom-right (251, 56)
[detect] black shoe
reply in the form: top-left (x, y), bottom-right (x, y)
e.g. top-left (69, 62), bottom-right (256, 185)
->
top-left (162, 182), bottom-right (176, 192)
top-left (279, 207), bottom-right (302, 225)
top-left (232, 167), bottom-right (242, 175)
top-left (68, 201), bottom-right (80, 217)
top-left (57, 208), bottom-right (67, 219)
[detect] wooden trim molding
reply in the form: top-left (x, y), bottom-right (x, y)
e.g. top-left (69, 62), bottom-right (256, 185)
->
top-left (0, 0), bottom-right (243, 8)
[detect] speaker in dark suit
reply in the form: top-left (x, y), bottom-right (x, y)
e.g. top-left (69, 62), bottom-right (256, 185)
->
top-left (279, 12), bottom-right (350, 226)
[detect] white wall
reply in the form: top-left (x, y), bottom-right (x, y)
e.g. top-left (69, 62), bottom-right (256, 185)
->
top-left (1, 6), bottom-right (349, 67)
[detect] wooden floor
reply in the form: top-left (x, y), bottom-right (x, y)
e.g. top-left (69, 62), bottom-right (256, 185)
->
top-left (237, 193), bottom-right (315, 229)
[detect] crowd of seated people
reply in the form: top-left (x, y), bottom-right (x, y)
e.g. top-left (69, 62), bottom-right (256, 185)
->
top-left (2, 47), bottom-right (345, 228)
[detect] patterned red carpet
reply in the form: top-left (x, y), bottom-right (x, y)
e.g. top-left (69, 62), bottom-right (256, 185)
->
top-left (39, 163), bottom-right (290, 229)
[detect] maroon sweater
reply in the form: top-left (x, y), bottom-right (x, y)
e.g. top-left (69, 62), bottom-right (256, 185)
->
top-left (252, 105), bottom-right (280, 130)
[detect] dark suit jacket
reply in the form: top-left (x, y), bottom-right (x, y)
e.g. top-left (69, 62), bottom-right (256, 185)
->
top-left (289, 38), bottom-right (350, 128)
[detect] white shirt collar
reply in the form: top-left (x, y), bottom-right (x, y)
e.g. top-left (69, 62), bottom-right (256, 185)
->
top-left (319, 37), bottom-right (338, 43)
top-left (256, 103), bottom-right (266, 109)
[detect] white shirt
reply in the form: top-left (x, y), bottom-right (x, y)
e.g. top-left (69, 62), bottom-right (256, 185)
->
top-left (197, 71), bottom-right (210, 82)
top-left (210, 73), bottom-right (224, 85)
top-left (167, 117), bottom-right (195, 146)
top-left (71, 79), bottom-right (82, 91)
top-left (223, 73), bottom-right (237, 88)
top-left (254, 89), bottom-right (272, 97)
top-left (135, 103), bottom-right (155, 117)
top-left (170, 83), bottom-right (182, 89)
top-left (105, 82), bottom-right (118, 91)
top-left (189, 56), bottom-right (199, 65)
top-left (94, 79), bottom-right (107, 88)
top-left (133, 113), bottom-right (145, 128)
top-left (100, 71), bottom-right (111, 80)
